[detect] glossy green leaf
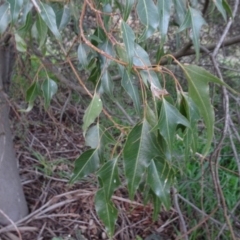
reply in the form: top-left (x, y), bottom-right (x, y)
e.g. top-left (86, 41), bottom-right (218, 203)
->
top-left (78, 43), bottom-right (90, 67)
top-left (222, 0), bottom-right (232, 18)
top-left (122, 0), bottom-right (135, 21)
top-left (133, 44), bottom-right (151, 67)
top-left (15, 33), bottom-right (27, 52)
top-left (95, 189), bottom-right (118, 237)
top-left (140, 26), bottom-right (157, 41)
top-left (98, 158), bottom-right (120, 200)
top-left (140, 70), bottom-right (162, 88)
top-left (20, 82), bottom-right (40, 112)
top-left (173, 0), bottom-right (186, 25)
top-left (147, 158), bottom-right (174, 209)
top-left (88, 61), bottom-right (101, 86)
top-left (123, 120), bottom-right (161, 199)
top-left (146, 103), bottom-right (157, 127)
top-left (19, 0), bottom-right (32, 25)
top-left (121, 68), bottom-right (141, 116)
top-left (156, 98), bottom-right (190, 152)
top-left (70, 149), bottom-right (99, 183)
top-left (179, 92), bottom-right (200, 157)
top-left (82, 94), bottom-right (103, 136)
top-left (91, 27), bottom-right (106, 46)
top-left (36, 14), bottom-right (48, 47)
top-left (181, 64), bottom-right (234, 154)
top-left (41, 78), bottom-right (58, 109)
top-left (7, 0), bottom-right (23, 22)
top-left (99, 40), bottom-right (115, 67)
top-left (115, 45), bottom-right (128, 63)
top-left (151, 190), bottom-right (161, 220)
top-left (214, 0), bottom-right (227, 21)
top-left (121, 21), bottom-right (135, 67)
top-left (136, 0), bottom-right (159, 40)
top-left (157, 0), bottom-right (172, 45)
top-left (103, 4), bottom-right (112, 29)
top-left (58, 4), bottom-right (71, 30)
top-left (179, 7), bottom-right (206, 59)
top-left (99, 70), bottom-right (114, 98)
top-left (0, 3), bottom-right (10, 34)
top-left (26, 82), bottom-right (40, 102)
top-left (85, 124), bottom-right (115, 162)
top-left (39, 2), bottom-right (61, 39)
top-left (18, 12), bottom-right (33, 38)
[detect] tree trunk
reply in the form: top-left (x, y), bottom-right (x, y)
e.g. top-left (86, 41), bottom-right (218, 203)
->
top-left (0, 34), bottom-right (28, 225)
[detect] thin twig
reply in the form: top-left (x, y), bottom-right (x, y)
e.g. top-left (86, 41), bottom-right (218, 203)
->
top-left (217, 199), bottom-right (240, 239)
top-left (30, 0), bottom-right (41, 13)
top-left (178, 194), bottom-right (224, 228)
top-left (228, 126), bottom-right (240, 176)
top-left (173, 188), bottom-right (188, 240)
top-left (0, 210), bottom-right (22, 240)
top-left (209, 0), bottom-right (239, 238)
top-left (114, 101), bottom-right (135, 125)
top-left (175, 207), bottom-right (219, 240)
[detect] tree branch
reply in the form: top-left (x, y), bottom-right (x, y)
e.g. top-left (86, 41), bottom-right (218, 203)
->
top-left (160, 35), bottom-right (240, 65)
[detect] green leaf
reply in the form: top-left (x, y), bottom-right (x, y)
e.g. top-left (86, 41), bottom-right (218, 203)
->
top-left (70, 149), bottom-right (99, 183)
top-left (147, 159), bottom-right (174, 209)
top-left (156, 98), bottom-right (190, 153)
top-left (179, 7), bottom-right (206, 59)
top-left (121, 68), bottom-right (141, 116)
top-left (121, 0), bottom-right (135, 21)
top-left (99, 70), bottom-right (114, 98)
top-left (173, 0), bottom-right (186, 25)
top-left (178, 92), bottom-right (200, 157)
top-left (88, 61), bottom-right (101, 86)
top-left (85, 124), bottom-right (115, 162)
top-left (140, 70), bottom-right (162, 88)
top-left (99, 40), bottom-right (115, 67)
top-left (181, 64), bottom-right (234, 154)
top-left (19, 0), bottom-right (32, 25)
top-left (121, 21), bottom-right (135, 67)
top-left (15, 33), bottom-right (27, 52)
top-left (98, 158), bottom-right (121, 200)
top-left (214, 0), bottom-right (227, 21)
top-left (39, 2), bottom-right (61, 40)
top-left (151, 190), bottom-right (161, 220)
top-left (26, 82), bottom-right (40, 102)
top-left (41, 78), bottom-right (58, 109)
top-left (18, 11), bottom-right (33, 38)
top-left (7, 0), bottom-right (23, 22)
top-left (0, 3), bottom-right (10, 34)
top-left (22, 82), bottom-right (40, 112)
top-left (91, 27), bottom-right (106, 46)
top-left (103, 3), bottom-right (112, 30)
top-left (146, 103), bottom-right (157, 127)
top-left (157, 0), bottom-right (172, 46)
top-left (133, 44), bottom-right (151, 67)
top-left (36, 14), bottom-right (48, 47)
top-left (222, 0), bottom-right (232, 18)
top-left (58, 4), bottom-right (71, 30)
top-left (115, 45), bottom-right (128, 63)
top-left (78, 43), bottom-right (90, 67)
top-left (123, 120), bottom-right (161, 199)
top-left (136, 0), bottom-right (159, 40)
top-left (95, 189), bottom-right (118, 237)
top-left (82, 94), bottom-right (103, 136)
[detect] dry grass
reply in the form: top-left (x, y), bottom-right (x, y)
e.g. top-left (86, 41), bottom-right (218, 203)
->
top-left (0, 97), bottom-right (177, 240)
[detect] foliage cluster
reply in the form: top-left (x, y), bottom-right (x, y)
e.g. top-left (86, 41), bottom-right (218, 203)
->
top-left (1, 0), bottom-right (239, 238)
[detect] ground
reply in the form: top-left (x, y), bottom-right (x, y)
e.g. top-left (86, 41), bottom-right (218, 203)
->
top-left (0, 97), bottom-right (178, 240)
